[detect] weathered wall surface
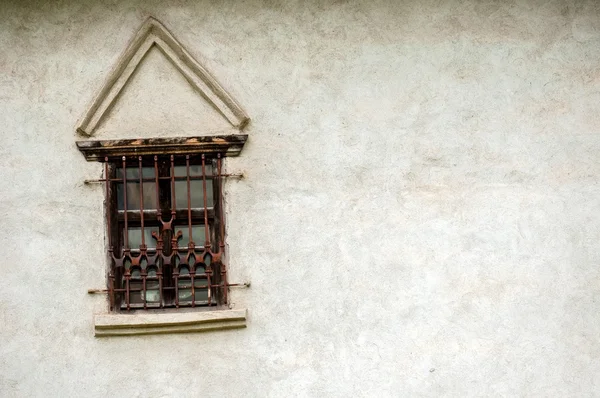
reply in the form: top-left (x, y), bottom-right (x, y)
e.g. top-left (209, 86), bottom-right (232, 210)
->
top-left (1, 0), bottom-right (600, 396)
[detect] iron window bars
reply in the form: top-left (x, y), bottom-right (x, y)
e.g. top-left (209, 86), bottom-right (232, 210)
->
top-left (104, 154), bottom-right (229, 310)
top-left (77, 135), bottom-right (247, 312)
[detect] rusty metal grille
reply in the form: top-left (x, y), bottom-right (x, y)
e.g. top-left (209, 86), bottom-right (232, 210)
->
top-left (102, 153), bottom-right (229, 311)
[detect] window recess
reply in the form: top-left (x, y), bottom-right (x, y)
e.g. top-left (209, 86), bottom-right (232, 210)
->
top-left (77, 135), bottom-right (247, 312)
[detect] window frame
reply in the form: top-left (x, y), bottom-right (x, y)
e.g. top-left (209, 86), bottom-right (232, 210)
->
top-left (106, 155), bottom-right (224, 311)
top-left (76, 135), bottom-right (247, 313)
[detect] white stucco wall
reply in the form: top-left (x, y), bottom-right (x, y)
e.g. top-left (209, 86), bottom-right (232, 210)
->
top-left (1, 0), bottom-right (600, 396)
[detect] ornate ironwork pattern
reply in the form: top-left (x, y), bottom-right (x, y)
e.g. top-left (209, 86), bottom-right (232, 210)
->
top-left (102, 153), bottom-right (228, 311)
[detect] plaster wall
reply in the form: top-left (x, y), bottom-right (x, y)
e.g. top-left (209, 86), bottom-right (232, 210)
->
top-left (1, 0), bottom-right (600, 396)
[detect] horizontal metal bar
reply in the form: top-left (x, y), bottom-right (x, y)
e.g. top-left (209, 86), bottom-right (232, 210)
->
top-left (84, 173), bottom-right (244, 184)
top-left (115, 209), bottom-right (215, 222)
top-left (117, 208), bottom-right (214, 215)
top-left (88, 282), bottom-right (250, 294)
top-left (120, 302), bottom-right (218, 310)
top-left (116, 247), bottom-right (222, 253)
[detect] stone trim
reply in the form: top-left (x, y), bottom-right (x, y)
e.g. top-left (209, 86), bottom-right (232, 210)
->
top-left (94, 309), bottom-right (247, 337)
top-left (76, 134), bottom-right (248, 161)
top-left (77, 17), bottom-right (250, 137)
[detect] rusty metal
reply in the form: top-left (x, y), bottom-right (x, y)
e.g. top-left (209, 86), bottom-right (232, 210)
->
top-left (185, 154), bottom-right (193, 308)
top-left (153, 155), bottom-right (164, 308)
top-left (104, 158), bottom-right (116, 310)
top-left (137, 156), bottom-right (147, 309)
top-left (101, 153), bottom-right (234, 311)
top-left (84, 173), bottom-right (243, 185)
top-left (201, 154), bottom-right (212, 306)
top-left (217, 153), bottom-right (228, 302)
top-left (88, 282), bottom-right (249, 295)
top-left (77, 135), bottom-right (248, 161)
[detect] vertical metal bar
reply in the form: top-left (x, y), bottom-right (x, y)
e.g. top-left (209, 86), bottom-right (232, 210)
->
top-left (186, 155), bottom-right (193, 245)
top-left (138, 156), bottom-right (147, 310)
top-left (217, 154), bottom-right (225, 254)
top-left (201, 154), bottom-right (211, 305)
top-left (104, 158), bottom-right (115, 310)
top-left (171, 155), bottom-right (176, 218)
top-left (174, 273), bottom-right (179, 308)
top-left (154, 156), bottom-right (163, 308)
top-left (108, 274), bottom-right (115, 311)
top-left (217, 153), bottom-right (228, 303)
top-left (206, 268), bottom-right (211, 306)
top-left (154, 156), bottom-right (161, 217)
top-left (191, 271), bottom-right (195, 308)
top-left (201, 154), bottom-right (210, 249)
top-left (171, 155), bottom-right (177, 308)
top-left (185, 155), bottom-right (195, 307)
top-left (122, 156), bottom-right (130, 311)
top-left (158, 273), bottom-right (164, 309)
top-left (122, 156), bottom-right (129, 250)
top-left (104, 159), bottom-right (113, 252)
top-left (142, 277), bottom-right (147, 310)
top-left (138, 156), bottom-right (145, 249)
top-left (125, 277), bottom-right (130, 311)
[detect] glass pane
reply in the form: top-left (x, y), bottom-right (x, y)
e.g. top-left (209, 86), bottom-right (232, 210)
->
top-left (174, 164), bottom-right (209, 177)
top-left (178, 279), bottom-right (191, 302)
top-left (174, 165), bottom-right (213, 208)
top-left (117, 167), bottom-right (156, 179)
top-left (116, 167), bottom-right (157, 210)
top-left (194, 279), bottom-right (209, 302)
top-left (174, 180), bottom-right (213, 209)
top-left (176, 225), bottom-right (206, 248)
top-left (126, 227), bottom-right (156, 249)
top-left (129, 281), bottom-right (142, 304)
top-left (145, 281), bottom-right (160, 303)
top-left (117, 182), bottom-right (157, 210)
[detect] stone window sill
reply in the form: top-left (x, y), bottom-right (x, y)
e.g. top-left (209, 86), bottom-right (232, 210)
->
top-left (94, 309), bottom-right (247, 337)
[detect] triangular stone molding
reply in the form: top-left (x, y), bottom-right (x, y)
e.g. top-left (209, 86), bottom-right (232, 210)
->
top-left (77, 17), bottom-right (250, 137)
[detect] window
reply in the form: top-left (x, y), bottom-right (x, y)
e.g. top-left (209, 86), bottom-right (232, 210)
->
top-left (77, 135), bottom-right (247, 312)
top-left (104, 153), bottom-right (227, 310)
top-left (73, 16), bottom-right (251, 321)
